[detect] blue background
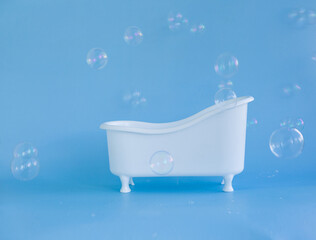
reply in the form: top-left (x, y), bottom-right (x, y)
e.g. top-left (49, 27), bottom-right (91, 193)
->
top-left (1, 0), bottom-right (316, 239)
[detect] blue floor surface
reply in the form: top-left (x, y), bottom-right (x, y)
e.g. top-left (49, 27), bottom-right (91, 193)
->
top-left (1, 172), bottom-right (316, 240)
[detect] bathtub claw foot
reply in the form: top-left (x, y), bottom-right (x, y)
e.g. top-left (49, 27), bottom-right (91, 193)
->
top-left (130, 177), bottom-right (135, 186)
top-left (120, 176), bottom-right (131, 193)
top-left (223, 174), bottom-right (234, 192)
top-left (221, 178), bottom-right (225, 185)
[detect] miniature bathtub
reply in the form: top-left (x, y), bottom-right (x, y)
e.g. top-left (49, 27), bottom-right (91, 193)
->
top-left (100, 96), bottom-right (254, 193)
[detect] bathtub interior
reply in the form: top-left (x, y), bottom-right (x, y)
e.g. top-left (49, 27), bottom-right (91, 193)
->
top-left (100, 96), bottom-right (254, 133)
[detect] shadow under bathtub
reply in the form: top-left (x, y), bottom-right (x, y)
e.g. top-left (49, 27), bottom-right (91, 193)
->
top-left (127, 176), bottom-right (225, 194)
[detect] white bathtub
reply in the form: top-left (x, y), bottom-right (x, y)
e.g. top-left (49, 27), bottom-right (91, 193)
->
top-left (100, 96), bottom-right (254, 193)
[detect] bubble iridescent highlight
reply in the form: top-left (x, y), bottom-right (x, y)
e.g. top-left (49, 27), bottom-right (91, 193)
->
top-left (247, 118), bottom-right (258, 128)
top-left (86, 48), bottom-right (108, 70)
top-left (214, 88), bottom-right (237, 105)
top-left (288, 8), bottom-right (316, 28)
top-left (11, 143), bottom-right (40, 181)
top-left (218, 80), bottom-right (233, 89)
top-left (150, 151), bottom-right (174, 175)
top-left (190, 24), bottom-right (205, 33)
top-left (14, 142), bottom-right (38, 159)
top-left (11, 157), bottom-right (40, 181)
top-left (123, 90), bottom-right (147, 107)
top-left (280, 117), bottom-right (304, 131)
top-left (168, 12), bottom-right (189, 31)
top-left (282, 83), bottom-right (301, 97)
top-left (214, 53), bottom-right (239, 78)
top-left (124, 26), bottom-right (143, 46)
top-left (269, 128), bottom-right (304, 159)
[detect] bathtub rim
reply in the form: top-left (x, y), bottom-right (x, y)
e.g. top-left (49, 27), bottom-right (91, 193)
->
top-left (100, 96), bottom-right (254, 134)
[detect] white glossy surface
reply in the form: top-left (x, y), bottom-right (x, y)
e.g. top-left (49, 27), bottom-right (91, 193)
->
top-left (100, 96), bottom-right (254, 192)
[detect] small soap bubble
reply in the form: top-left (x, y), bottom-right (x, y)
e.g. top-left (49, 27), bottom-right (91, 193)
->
top-left (11, 157), bottom-right (40, 181)
top-left (168, 12), bottom-right (189, 31)
top-left (190, 24), bottom-right (205, 33)
top-left (214, 88), bottom-right (237, 105)
top-left (282, 83), bottom-right (301, 97)
top-left (288, 8), bottom-right (316, 28)
top-left (247, 118), bottom-right (258, 128)
top-left (280, 117), bottom-right (304, 131)
top-left (269, 128), bottom-right (304, 159)
top-left (124, 26), bottom-right (143, 46)
top-left (218, 80), bottom-right (233, 89)
top-left (150, 151), bottom-right (174, 175)
top-left (123, 90), bottom-right (147, 107)
top-left (86, 48), bottom-right (108, 70)
top-left (14, 142), bottom-right (38, 159)
top-left (214, 53), bottom-right (239, 78)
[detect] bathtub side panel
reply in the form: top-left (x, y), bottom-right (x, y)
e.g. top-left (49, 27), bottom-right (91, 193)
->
top-left (161, 104), bottom-right (248, 176)
top-left (106, 103), bottom-right (249, 177)
top-left (106, 130), bottom-right (148, 176)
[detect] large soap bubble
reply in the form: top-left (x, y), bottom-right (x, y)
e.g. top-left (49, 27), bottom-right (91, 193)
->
top-left (269, 128), bottom-right (304, 159)
top-left (86, 48), bottom-right (108, 70)
top-left (150, 151), bottom-right (174, 175)
top-left (214, 53), bottom-right (239, 78)
top-left (124, 26), bottom-right (143, 46)
top-left (214, 88), bottom-right (237, 105)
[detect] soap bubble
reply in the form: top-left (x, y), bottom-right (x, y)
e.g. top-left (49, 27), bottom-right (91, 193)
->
top-left (288, 8), bottom-right (316, 28)
top-left (269, 128), bottom-right (304, 159)
top-left (14, 142), bottom-right (38, 159)
top-left (247, 118), bottom-right (258, 128)
top-left (190, 24), bottom-right (205, 33)
top-left (282, 83), bottom-right (301, 97)
top-left (11, 157), bottom-right (40, 181)
top-left (280, 117), bottom-right (304, 131)
top-left (168, 12), bottom-right (189, 31)
top-left (150, 151), bottom-right (174, 175)
top-left (218, 79), bottom-right (233, 89)
top-left (214, 88), bottom-right (237, 105)
top-left (86, 48), bottom-right (108, 70)
top-left (123, 90), bottom-right (147, 107)
top-left (124, 26), bottom-right (143, 46)
top-left (12, 143), bottom-right (40, 181)
top-left (214, 53), bottom-right (239, 78)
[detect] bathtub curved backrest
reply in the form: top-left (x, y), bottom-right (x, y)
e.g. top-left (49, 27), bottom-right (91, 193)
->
top-left (100, 96), bottom-right (254, 134)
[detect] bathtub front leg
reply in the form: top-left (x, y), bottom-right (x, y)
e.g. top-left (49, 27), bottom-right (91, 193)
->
top-left (119, 176), bottom-right (131, 193)
top-left (129, 177), bottom-right (135, 186)
top-left (223, 174), bottom-right (234, 192)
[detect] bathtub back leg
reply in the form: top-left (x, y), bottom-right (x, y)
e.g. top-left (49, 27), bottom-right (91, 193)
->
top-left (129, 177), bottom-right (135, 186)
top-left (221, 178), bottom-right (225, 185)
top-left (120, 176), bottom-right (131, 193)
top-left (223, 174), bottom-right (234, 192)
